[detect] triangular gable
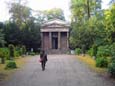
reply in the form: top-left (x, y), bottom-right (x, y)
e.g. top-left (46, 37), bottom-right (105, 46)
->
top-left (43, 23), bottom-right (68, 28)
top-left (42, 19), bottom-right (70, 27)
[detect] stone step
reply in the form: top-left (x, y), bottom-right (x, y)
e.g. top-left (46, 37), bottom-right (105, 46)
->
top-left (46, 49), bottom-right (69, 54)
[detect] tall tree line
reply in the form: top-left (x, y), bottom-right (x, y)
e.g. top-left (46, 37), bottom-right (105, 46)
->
top-left (70, 0), bottom-right (102, 50)
top-left (70, 0), bottom-right (115, 53)
top-left (70, 0), bottom-right (115, 76)
top-left (0, 0), bottom-right (65, 52)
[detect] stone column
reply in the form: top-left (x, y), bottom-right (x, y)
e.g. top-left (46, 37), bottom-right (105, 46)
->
top-left (49, 32), bottom-right (52, 49)
top-left (41, 32), bottom-right (44, 50)
top-left (67, 32), bottom-right (69, 49)
top-left (58, 32), bottom-right (61, 49)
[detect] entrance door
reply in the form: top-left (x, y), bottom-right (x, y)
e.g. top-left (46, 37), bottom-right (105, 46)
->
top-left (52, 37), bottom-right (58, 49)
top-left (52, 32), bottom-right (58, 49)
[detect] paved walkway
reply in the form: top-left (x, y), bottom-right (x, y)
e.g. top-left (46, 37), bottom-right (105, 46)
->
top-left (0, 55), bottom-right (115, 86)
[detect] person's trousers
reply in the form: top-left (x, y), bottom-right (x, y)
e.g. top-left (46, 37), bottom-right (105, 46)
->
top-left (41, 61), bottom-right (46, 70)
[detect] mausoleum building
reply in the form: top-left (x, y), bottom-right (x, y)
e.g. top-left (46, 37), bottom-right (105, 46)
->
top-left (41, 19), bottom-right (70, 54)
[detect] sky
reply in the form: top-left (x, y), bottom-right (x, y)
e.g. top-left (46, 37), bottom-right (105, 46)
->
top-left (0, 0), bottom-right (111, 22)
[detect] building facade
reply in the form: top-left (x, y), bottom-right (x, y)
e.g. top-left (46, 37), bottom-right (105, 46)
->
top-left (41, 19), bottom-right (70, 54)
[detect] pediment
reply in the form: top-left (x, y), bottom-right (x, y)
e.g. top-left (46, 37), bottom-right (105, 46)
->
top-left (43, 23), bottom-right (67, 28)
top-left (42, 19), bottom-right (70, 28)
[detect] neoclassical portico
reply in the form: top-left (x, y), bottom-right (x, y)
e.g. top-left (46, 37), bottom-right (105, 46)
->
top-left (41, 19), bottom-right (70, 54)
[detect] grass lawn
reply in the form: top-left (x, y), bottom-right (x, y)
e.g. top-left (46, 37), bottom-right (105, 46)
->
top-left (0, 56), bottom-right (32, 81)
top-left (77, 55), bottom-right (107, 74)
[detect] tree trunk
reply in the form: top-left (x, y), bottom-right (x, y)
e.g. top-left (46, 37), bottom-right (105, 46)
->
top-left (87, 0), bottom-right (90, 19)
top-left (1, 57), bottom-right (5, 64)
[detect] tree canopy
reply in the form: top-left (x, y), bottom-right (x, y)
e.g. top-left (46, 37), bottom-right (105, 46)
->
top-left (43, 8), bottom-right (65, 20)
top-left (0, 1), bottom-right (65, 52)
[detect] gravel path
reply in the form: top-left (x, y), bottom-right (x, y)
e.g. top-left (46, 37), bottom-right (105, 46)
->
top-left (0, 55), bottom-right (114, 86)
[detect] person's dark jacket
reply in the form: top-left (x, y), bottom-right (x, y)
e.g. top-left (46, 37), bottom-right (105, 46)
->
top-left (40, 53), bottom-right (47, 62)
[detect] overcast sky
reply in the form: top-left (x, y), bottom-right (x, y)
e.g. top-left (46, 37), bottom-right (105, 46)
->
top-left (0, 0), bottom-right (110, 22)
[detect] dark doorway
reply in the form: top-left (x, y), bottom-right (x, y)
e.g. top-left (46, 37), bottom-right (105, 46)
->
top-left (52, 32), bottom-right (58, 49)
top-left (52, 37), bottom-right (58, 49)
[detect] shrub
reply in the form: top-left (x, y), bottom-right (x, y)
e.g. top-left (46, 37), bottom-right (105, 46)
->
top-left (8, 44), bottom-right (15, 59)
top-left (29, 52), bottom-right (35, 56)
top-left (14, 46), bottom-right (22, 57)
top-left (22, 45), bottom-right (26, 55)
top-left (81, 45), bottom-right (86, 54)
top-left (5, 61), bottom-right (17, 69)
top-left (75, 48), bottom-right (81, 55)
top-left (108, 60), bottom-right (115, 77)
top-left (14, 45), bottom-right (26, 57)
top-left (107, 43), bottom-right (115, 77)
top-left (14, 50), bottom-right (20, 57)
top-left (96, 45), bottom-right (111, 57)
top-left (87, 48), bottom-right (94, 56)
top-left (111, 43), bottom-right (115, 60)
top-left (96, 57), bottom-right (108, 68)
top-left (0, 48), bottom-right (10, 60)
top-left (0, 50), bottom-right (5, 64)
top-left (88, 45), bottom-right (97, 57)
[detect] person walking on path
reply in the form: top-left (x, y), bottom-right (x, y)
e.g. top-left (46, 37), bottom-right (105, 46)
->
top-left (40, 50), bottom-right (48, 71)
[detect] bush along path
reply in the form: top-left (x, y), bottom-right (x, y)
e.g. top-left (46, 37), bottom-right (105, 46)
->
top-left (0, 55), bottom-right (31, 82)
top-left (75, 45), bottom-right (115, 78)
top-left (0, 55), bottom-right (115, 86)
top-left (0, 44), bottom-right (29, 80)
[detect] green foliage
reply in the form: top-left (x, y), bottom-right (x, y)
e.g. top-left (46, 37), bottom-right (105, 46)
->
top-left (75, 48), bottom-right (81, 55)
top-left (96, 45), bottom-right (111, 57)
top-left (71, 0), bottom-right (115, 77)
top-left (71, 0), bottom-right (101, 21)
top-left (87, 48), bottom-right (94, 57)
top-left (0, 49), bottom-right (5, 58)
top-left (0, 49), bottom-right (5, 64)
top-left (70, 0), bottom-right (105, 53)
top-left (96, 45), bottom-right (111, 68)
top-left (3, 2), bottom-right (41, 50)
top-left (43, 8), bottom-right (65, 20)
top-left (111, 43), bottom-right (115, 60)
top-left (14, 45), bottom-right (26, 57)
top-left (87, 44), bottom-right (97, 56)
top-left (108, 60), bottom-right (115, 77)
top-left (8, 44), bottom-right (14, 59)
top-left (5, 60), bottom-right (17, 69)
top-left (29, 52), bottom-right (35, 56)
top-left (96, 57), bottom-right (108, 68)
top-left (9, 2), bottom-right (32, 28)
top-left (14, 47), bottom-right (21, 57)
top-left (0, 48), bottom-right (10, 60)
top-left (0, 29), bottom-right (5, 47)
top-left (4, 22), bottom-right (22, 45)
top-left (22, 45), bottom-right (26, 55)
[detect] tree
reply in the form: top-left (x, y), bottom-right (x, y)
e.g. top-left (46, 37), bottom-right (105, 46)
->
top-left (8, 1), bottom-right (32, 29)
top-left (71, 0), bottom-right (102, 21)
top-left (0, 23), bottom-right (5, 47)
top-left (0, 30), bottom-right (5, 47)
top-left (104, 4), bottom-right (115, 43)
top-left (5, 1), bottom-right (41, 51)
top-left (43, 8), bottom-right (65, 20)
top-left (0, 22), bottom-right (4, 29)
top-left (70, 0), bottom-right (104, 52)
top-left (21, 21), bottom-right (41, 51)
top-left (3, 21), bottom-right (21, 45)
top-left (8, 44), bottom-right (15, 60)
top-left (34, 11), bottom-right (47, 25)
